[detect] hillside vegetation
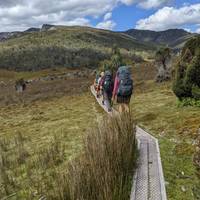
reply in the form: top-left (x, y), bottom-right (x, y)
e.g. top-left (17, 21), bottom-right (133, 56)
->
top-left (0, 26), bottom-right (154, 71)
top-left (125, 29), bottom-right (197, 49)
top-left (173, 36), bottom-right (200, 102)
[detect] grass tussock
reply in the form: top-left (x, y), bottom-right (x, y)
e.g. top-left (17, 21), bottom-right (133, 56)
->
top-left (65, 113), bottom-right (137, 200)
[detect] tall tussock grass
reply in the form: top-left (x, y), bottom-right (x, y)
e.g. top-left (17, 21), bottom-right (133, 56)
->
top-left (65, 113), bottom-right (137, 200)
top-left (0, 113), bottom-right (136, 199)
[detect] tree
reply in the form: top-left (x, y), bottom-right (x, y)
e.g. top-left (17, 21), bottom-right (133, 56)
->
top-left (110, 46), bottom-right (125, 73)
top-left (99, 46), bottom-right (126, 74)
top-left (99, 60), bottom-right (111, 72)
top-left (155, 47), bottom-right (171, 70)
top-left (155, 47), bottom-right (172, 82)
top-left (173, 36), bottom-right (200, 100)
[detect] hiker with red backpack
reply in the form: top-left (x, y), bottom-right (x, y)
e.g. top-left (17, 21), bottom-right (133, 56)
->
top-left (101, 70), bottom-right (114, 112)
top-left (112, 66), bottom-right (133, 113)
top-left (96, 71), bottom-right (104, 98)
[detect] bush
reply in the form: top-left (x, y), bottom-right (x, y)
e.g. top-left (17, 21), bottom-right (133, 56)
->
top-left (192, 85), bottom-right (200, 100)
top-left (155, 47), bottom-right (172, 82)
top-left (193, 132), bottom-right (200, 170)
top-left (177, 98), bottom-right (200, 107)
top-left (173, 36), bottom-right (200, 100)
top-left (99, 59), bottom-right (111, 72)
top-left (65, 113), bottom-right (137, 200)
top-left (99, 46), bottom-right (126, 74)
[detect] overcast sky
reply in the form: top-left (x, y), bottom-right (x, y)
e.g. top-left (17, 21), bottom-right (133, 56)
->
top-left (0, 0), bottom-right (200, 33)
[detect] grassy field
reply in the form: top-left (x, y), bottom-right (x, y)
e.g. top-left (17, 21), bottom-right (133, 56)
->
top-left (0, 68), bottom-right (137, 199)
top-left (1, 63), bottom-right (200, 199)
top-left (0, 68), bottom-right (107, 199)
top-left (0, 91), bottom-right (102, 199)
top-left (131, 81), bottom-right (200, 200)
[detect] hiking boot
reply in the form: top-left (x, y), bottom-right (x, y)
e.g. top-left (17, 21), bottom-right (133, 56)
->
top-left (108, 108), bottom-right (112, 112)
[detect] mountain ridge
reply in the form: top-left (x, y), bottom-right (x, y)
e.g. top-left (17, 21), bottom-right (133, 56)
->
top-left (0, 24), bottom-right (197, 48)
top-left (124, 28), bottom-right (197, 49)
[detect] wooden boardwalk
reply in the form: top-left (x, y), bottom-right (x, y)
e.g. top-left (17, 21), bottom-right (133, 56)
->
top-left (91, 86), bottom-right (167, 200)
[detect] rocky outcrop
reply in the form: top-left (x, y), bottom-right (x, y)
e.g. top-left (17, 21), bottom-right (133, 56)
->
top-left (0, 32), bottom-right (22, 41)
top-left (41, 24), bottom-right (56, 31)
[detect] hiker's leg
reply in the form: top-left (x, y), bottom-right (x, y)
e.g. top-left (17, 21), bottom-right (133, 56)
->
top-left (118, 104), bottom-right (123, 113)
top-left (108, 93), bottom-right (113, 111)
top-left (102, 91), bottom-right (106, 105)
top-left (97, 87), bottom-right (100, 98)
top-left (104, 92), bottom-right (112, 112)
top-left (124, 96), bottom-right (131, 112)
top-left (124, 103), bottom-right (130, 112)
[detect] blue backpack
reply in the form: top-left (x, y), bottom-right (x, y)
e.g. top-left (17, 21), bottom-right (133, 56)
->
top-left (117, 66), bottom-right (133, 97)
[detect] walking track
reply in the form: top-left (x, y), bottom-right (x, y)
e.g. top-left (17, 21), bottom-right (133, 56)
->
top-left (90, 86), bottom-right (167, 200)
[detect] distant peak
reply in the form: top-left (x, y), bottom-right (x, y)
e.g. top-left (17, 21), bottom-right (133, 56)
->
top-left (41, 24), bottom-right (56, 31)
top-left (24, 27), bottom-right (40, 32)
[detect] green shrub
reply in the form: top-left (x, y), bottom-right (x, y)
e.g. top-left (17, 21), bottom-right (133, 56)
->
top-left (99, 46), bottom-right (126, 74)
top-left (192, 85), bottom-right (200, 100)
top-left (99, 59), bottom-right (111, 72)
top-left (177, 98), bottom-right (200, 107)
top-left (173, 36), bottom-right (200, 101)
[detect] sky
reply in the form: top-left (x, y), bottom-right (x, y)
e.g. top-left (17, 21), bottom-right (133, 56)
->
top-left (0, 0), bottom-right (200, 33)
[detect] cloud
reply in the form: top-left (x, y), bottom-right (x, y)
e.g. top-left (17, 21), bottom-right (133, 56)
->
top-left (0, 0), bottom-right (26, 8)
top-left (96, 12), bottom-right (116, 30)
top-left (0, 0), bottom-right (118, 32)
top-left (104, 12), bottom-right (112, 21)
top-left (184, 28), bottom-right (192, 33)
top-left (96, 20), bottom-right (116, 30)
top-left (195, 27), bottom-right (200, 34)
top-left (138, 0), bottom-right (170, 9)
top-left (136, 3), bottom-right (200, 31)
top-left (0, 0), bottom-right (172, 32)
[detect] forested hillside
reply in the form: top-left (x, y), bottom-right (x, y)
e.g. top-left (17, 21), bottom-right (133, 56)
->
top-left (0, 26), bottom-right (154, 71)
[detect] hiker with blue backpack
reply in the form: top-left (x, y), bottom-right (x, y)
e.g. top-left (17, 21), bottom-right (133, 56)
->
top-left (101, 70), bottom-right (114, 112)
top-left (112, 66), bottom-right (133, 113)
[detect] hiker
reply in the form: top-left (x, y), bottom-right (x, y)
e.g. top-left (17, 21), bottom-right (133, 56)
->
top-left (93, 71), bottom-right (99, 90)
top-left (96, 71), bottom-right (104, 98)
top-left (101, 70), bottom-right (114, 112)
top-left (112, 66), bottom-right (133, 113)
top-left (15, 78), bottom-right (27, 93)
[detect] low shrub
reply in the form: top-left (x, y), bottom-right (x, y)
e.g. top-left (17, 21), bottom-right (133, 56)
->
top-left (177, 98), bottom-right (200, 108)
